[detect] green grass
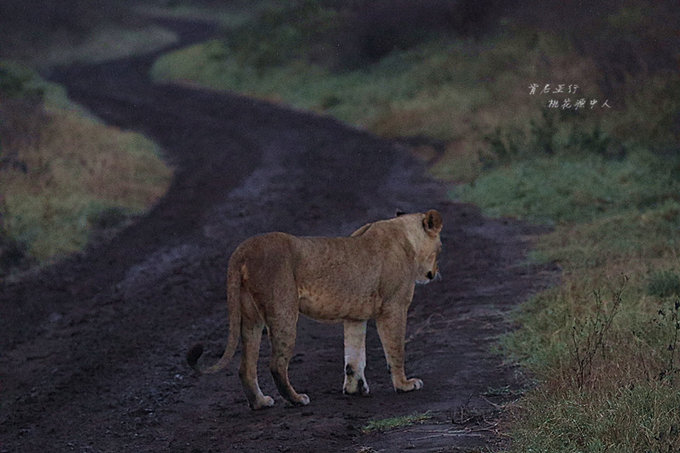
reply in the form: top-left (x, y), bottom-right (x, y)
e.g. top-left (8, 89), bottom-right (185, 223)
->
top-left (361, 411), bottom-right (433, 434)
top-left (453, 151), bottom-right (680, 225)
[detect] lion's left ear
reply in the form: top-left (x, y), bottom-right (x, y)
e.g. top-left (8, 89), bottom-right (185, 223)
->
top-left (422, 209), bottom-right (443, 236)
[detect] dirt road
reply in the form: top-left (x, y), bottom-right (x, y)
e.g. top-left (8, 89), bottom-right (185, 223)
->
top-left (0, 19), bottom-right (556, 452)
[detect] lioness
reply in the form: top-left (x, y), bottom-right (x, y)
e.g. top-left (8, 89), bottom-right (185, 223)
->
top-left (187, 210), bottom-right (443, 409)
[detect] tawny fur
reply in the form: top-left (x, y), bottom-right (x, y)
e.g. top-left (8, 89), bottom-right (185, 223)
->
top-left (188, 210), bottom-right (443, 409)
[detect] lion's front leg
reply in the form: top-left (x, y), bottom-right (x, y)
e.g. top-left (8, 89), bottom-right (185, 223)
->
top-left (376, 309), bottom-right (423, 393)
top-left (343, 320), bottom-right (370, 396)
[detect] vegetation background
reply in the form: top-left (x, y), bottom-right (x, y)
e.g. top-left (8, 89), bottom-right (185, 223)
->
top-left (2, 0), bottom-right (679, 451)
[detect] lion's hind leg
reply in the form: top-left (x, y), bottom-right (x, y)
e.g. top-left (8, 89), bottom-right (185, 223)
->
top-left (267, 307), bottom-right (310, 407)
top-left (239, 292), bottom-right (275, 410)
top-left (343, 320), bottom-right (370, 396)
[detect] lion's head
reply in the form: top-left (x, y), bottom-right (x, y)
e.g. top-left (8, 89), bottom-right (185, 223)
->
top-left (395, 209), bottom-right (443, 284)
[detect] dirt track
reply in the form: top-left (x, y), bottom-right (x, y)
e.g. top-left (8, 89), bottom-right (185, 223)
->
top-left (0, 19), bottom-right (557, 452)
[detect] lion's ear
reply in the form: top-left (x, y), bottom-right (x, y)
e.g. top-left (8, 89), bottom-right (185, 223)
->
top-left (422, 210), bottom-right (443, 236)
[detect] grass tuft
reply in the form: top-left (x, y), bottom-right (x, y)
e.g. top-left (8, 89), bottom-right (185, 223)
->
top-left (361, 411), bottom-right (433, 434)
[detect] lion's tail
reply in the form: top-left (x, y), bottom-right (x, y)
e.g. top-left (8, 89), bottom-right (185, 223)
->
top-left (187, 254), bottom-right (243, 374)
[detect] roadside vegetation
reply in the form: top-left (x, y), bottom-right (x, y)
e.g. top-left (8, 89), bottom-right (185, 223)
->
top-left (0, 1), bottom-right (174, 277)
top-left (150, 1), bottom-right (680, 450)
top-left (0, 63), bottom-right (172, 277)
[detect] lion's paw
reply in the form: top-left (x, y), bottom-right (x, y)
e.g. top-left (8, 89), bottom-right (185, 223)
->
top-left (298, 393), bottom-right (310, 405)
top-left (286, 393), bottom-right (310, 407)
top-left (343, 378), bottom-right (370, 396)
top-left (395, 378), bottom-right (423, 393)
top-left (252, 395), bottom-right (275, 410)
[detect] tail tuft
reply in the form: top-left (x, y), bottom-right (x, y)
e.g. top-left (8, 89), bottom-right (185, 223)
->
top-left (186, 343), bottom-right (204, 371)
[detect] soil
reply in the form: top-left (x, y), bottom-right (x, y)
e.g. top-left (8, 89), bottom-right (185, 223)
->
top-left (0, 19), bottom-right (557, 453)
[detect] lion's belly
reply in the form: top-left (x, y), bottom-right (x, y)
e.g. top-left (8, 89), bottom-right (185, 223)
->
top-left (297, 285), bottom-right (380, 322)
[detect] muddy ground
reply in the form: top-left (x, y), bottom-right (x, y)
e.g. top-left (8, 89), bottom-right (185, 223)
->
top-left (0, 19), bottom-right (557, 452)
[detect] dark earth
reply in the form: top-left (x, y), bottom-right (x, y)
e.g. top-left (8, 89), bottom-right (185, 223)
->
top-left (0, 19), bottom-right (557, 452)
